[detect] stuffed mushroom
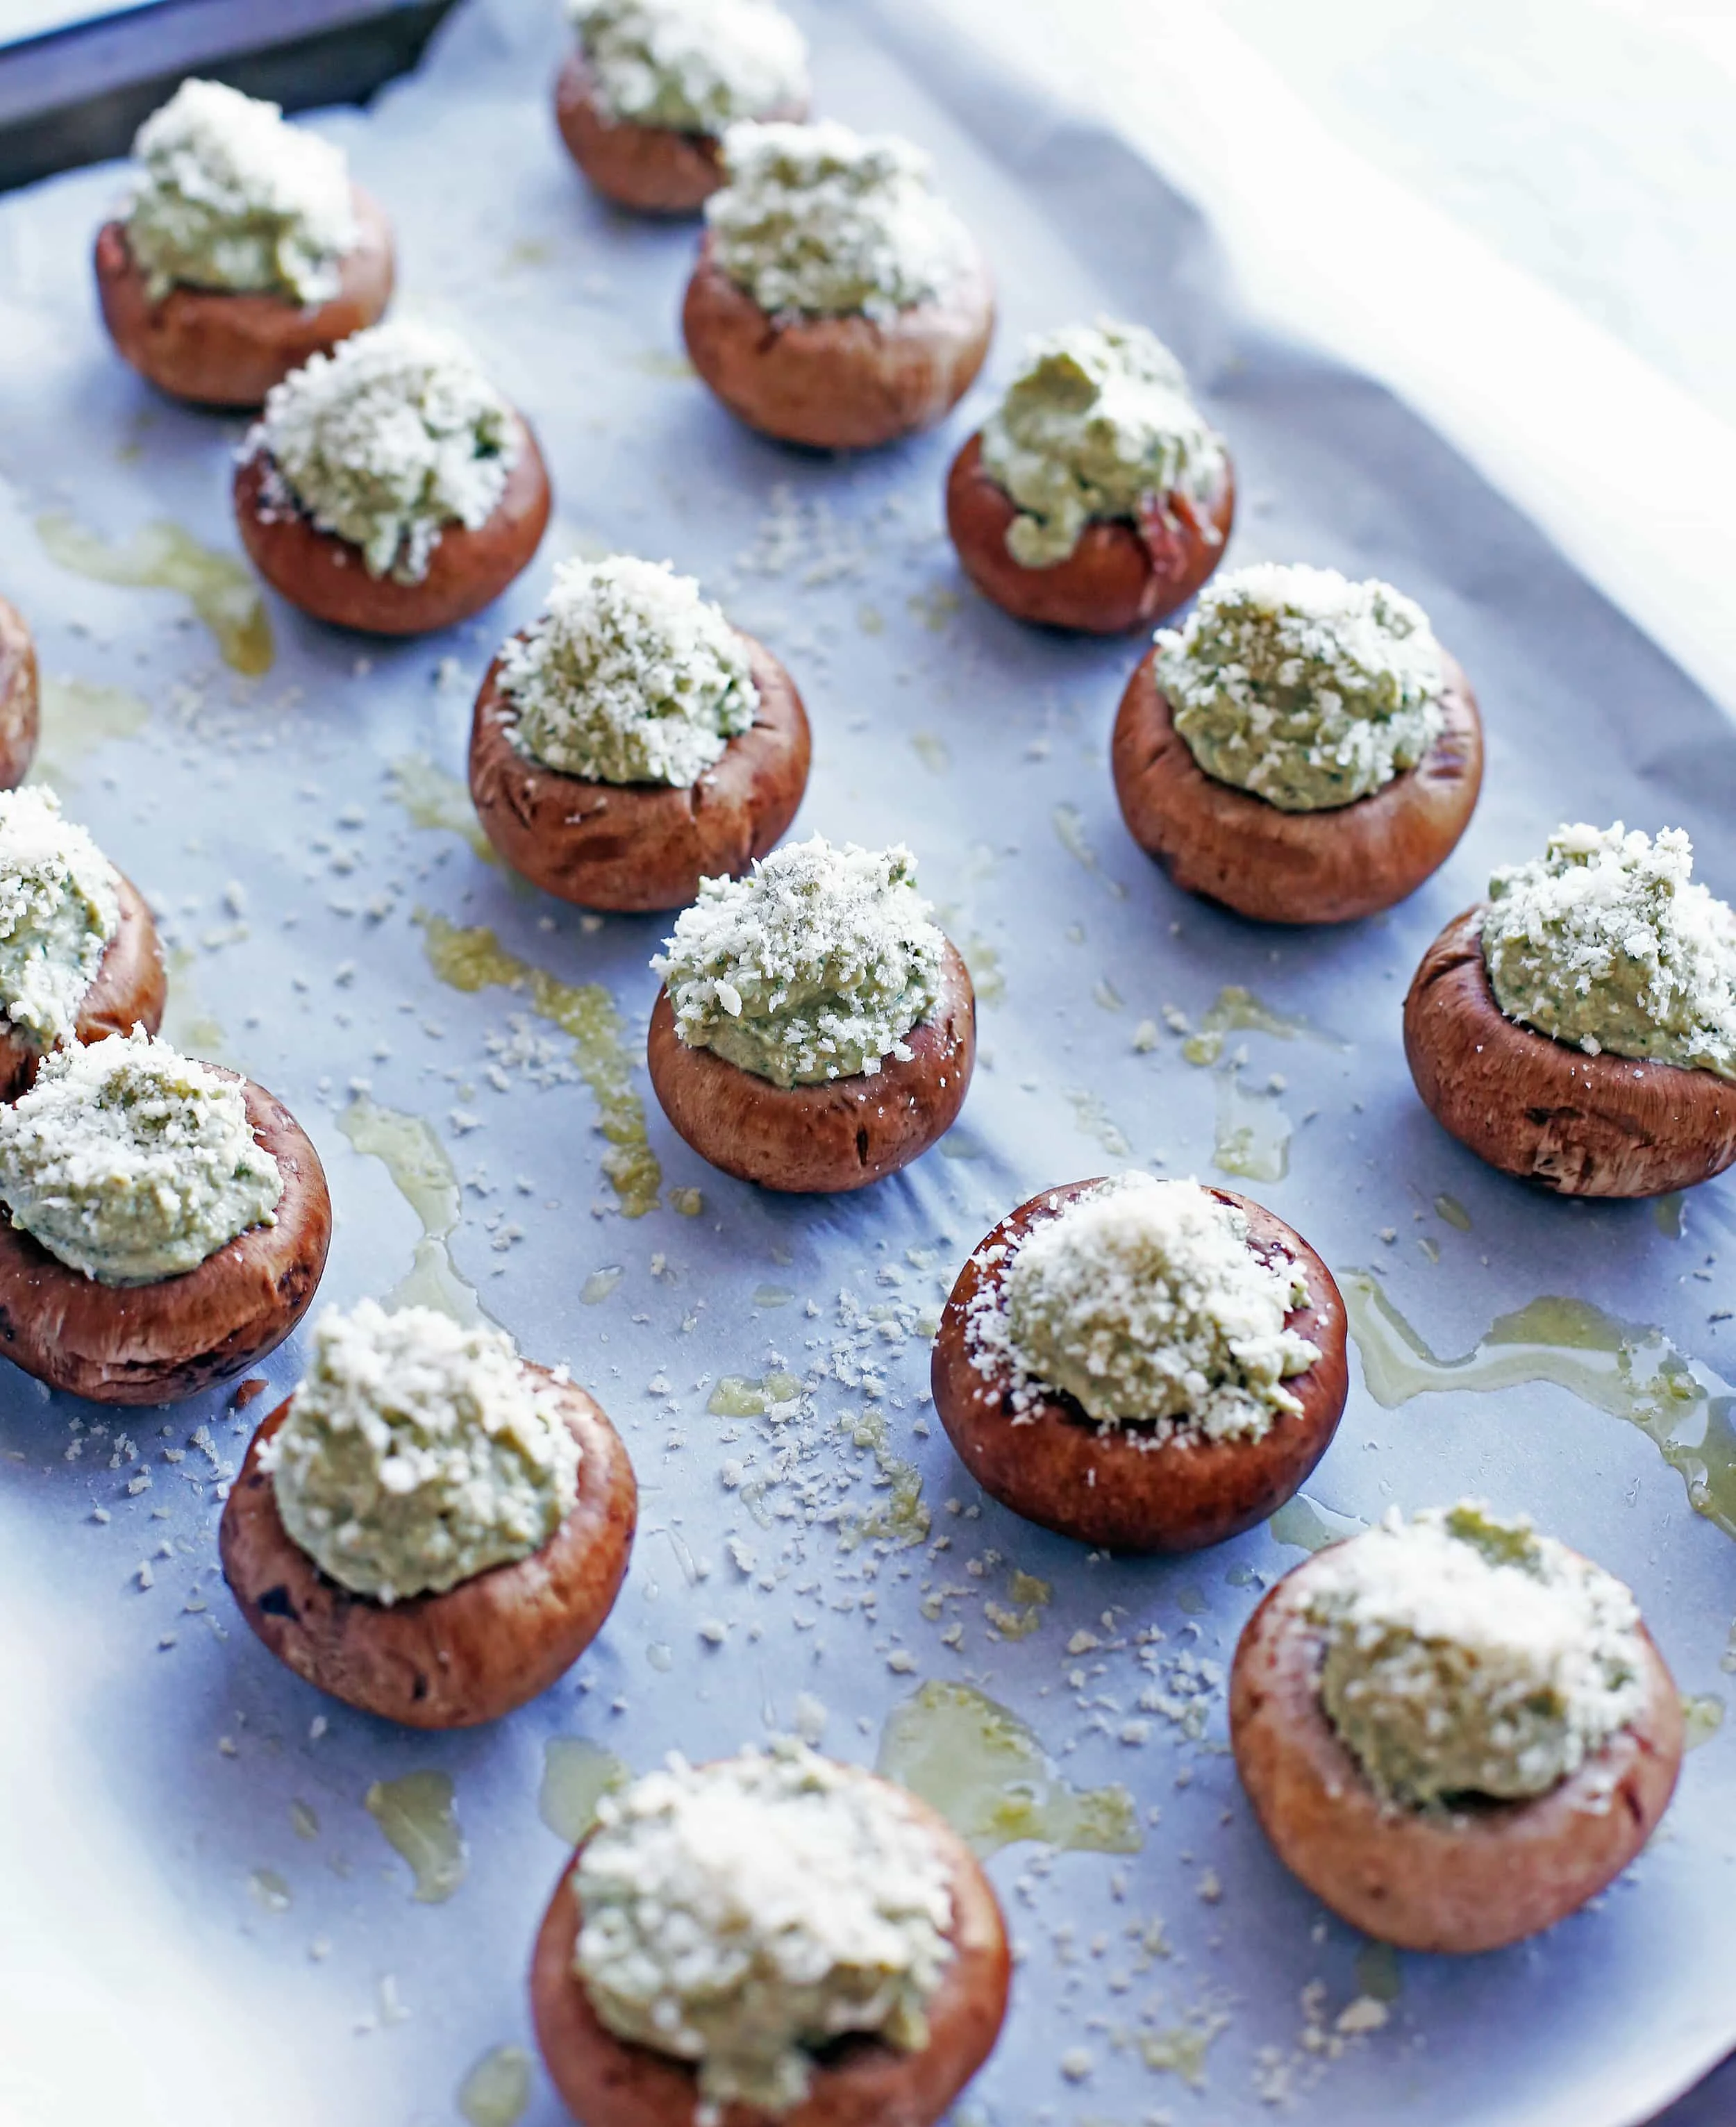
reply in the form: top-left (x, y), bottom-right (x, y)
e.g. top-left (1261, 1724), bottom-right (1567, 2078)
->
top-left (1112, 563), bottom-right (1482, 924)
top-left (1230, 1503), bottom-right (1683, 1952)
top-left (234, 320), bottom-right (551, 635)
top-left (931, 1174), bottom-right (1347, 1552)
top-left (94, 78), bottom-right (392, 409)
top-left (683, 121), bottom-right (994, 451)
top-left (646, 835), bottom-right (974, 1192)
top-left (222, 1300), bottom-right (637, 1727)
top-left (0, 594), bottom-right (40, 790)
top-left (469, 556), bottom-right (810, 910)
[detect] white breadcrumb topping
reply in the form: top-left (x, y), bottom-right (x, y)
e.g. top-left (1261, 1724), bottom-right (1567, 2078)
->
top-left (969, 1174), bottom-right (1319, 1440)
top-left (248, 321), bottom-right (519, 583)
top-left (1155, 563), bottom-right (1446, 813)
top-left (1480, 821), bottom-right (1736, 1080)
top-left (0, 787), bottom-right (119, 1049)
top-left (261, 1299), bottom-right (581, 1604)
top-left (125, 78), bottom-right (356, 304)
top-left (653, 836), bottom-right (945, 1087)
top-left (0, 1028), bottom-right (281, 1285)
top-left (574, 1742), bottom-right (953, 2118)
top-left (1308, 1503), bottom-right (1649, 1809)
top-left (500, 556), bottom-right (757, 787)
top-left (569, 0), bottom-right (808, 133)
top-left (706, 120), bottom-right (976, 323)
top-left (979, 319), bottom-right (1227, 568)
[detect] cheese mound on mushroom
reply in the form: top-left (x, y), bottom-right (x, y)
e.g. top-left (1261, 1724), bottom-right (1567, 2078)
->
top-left (569, 0), bottom-right (808, 133)
top-left (706, 120), bottom-right (976, 323)
top-left (0, 787), bottom-right (120, 1049)
top-left (574, 1742), bottom-right (953, 2116)
top-left (653, 835), bottom-right (944, 1086)
top-left (500, 556), bottom-right (758, 787)
top-left (1154, 563), bottom-right (1446, 812)
top-left (979, 320), bottom-right (1227, 569)
top-left (124, 78), bottom-right (358, 304)
top-left (247, 321), bottom-right (518, 583)
top-left (969, 1174), bottom-right (1318, 1438)
top-left (1480, 821), bottom-right (1736, 1080)
top-left (262, 1300), bottom-right (581, 1603)
top-left (1308, 1503), bottom-right (1649, 1808)
top-left (0, 1028), bottom-right (281, 1284)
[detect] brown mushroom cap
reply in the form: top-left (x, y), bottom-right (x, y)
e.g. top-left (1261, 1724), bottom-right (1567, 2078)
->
top-left (647, 941), bottom-right (974, 1194)
top-left (0, 1071), bottom-right (330, 1403)
top-left (945, 433), bottom-right (1236, 635)
top-left (1404, 905), bottom-right (1736, 1196)
top-left (0, 595), bottom-right (40, 790)
top-left (681, 235), bottom-right (994, 451)
top-left (530, 1779), bottom-right (1011, 2127)
top-left (1229, 1546), bottom-right (1684, 1952)
top-left (0, 872), bottom-right (166, 1102)
top-left (469, 632), bottom-right (811, 911)
top-left (220, 1369), bottom-right (637, 1728)
top-left (93, 187), bottom-right (394, 410)
top-left (1111, 648), bottom-right (1483, 924)
top-left (553, 51), bottom-right (808, 215)
top-left (233, 412), bottom-right (552, 637)
top-left (930, 1180), bottom-right (1347, 1553)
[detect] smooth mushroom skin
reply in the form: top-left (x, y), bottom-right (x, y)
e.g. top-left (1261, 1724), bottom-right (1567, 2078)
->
top-left (233, 412), bottom-right (552, 637)
top-left (1229, 1547), bottom-right (1684, 1953)
top-left (553, 51), bottom-right (808, 215)
top-left (93, 187), bottom-right (394, 410)
top-left (469, 633), bottom-right (811, 910)
top-left (1111, 649), bottom-right (1483, 924)
top-left (945, 433), bottom-right (1236, 635)
top-left (647, 942), bottom-right (974, 1193)
top-left (0, 595), bottom-right (40, 789)
top-left (1404, 906), bottom-right (1736, 1197)
top-left (220, 1371), bottom-right (637, 1728)
top-left (931, 1181), bottom-right (1347, 1553)
top-left (531, 1784), bottom-right (1011, 2127)
top-left (682, 235), bottom-right (995, 451)
top-left (0, 872), bottom-right (167, 1102)
top-left (0, 1073), bottom-right (330, 1404)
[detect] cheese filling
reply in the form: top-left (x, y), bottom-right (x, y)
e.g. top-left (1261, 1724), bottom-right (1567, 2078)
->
top-left (0, 787), bottom-right (121, 1050)
top-left (569, 0), bottom-right (808, 134)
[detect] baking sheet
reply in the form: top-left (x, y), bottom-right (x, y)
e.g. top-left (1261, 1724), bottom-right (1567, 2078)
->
top-left (2, 1), bottom-right (1736, 2121)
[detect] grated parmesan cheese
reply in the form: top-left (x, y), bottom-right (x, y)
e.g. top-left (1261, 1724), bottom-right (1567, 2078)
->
top-left (1480, 821), bottom-right (1736, 1079)
top-left (972, 1174), bottom-right (1319, 1439)
top-left (247, 321), bottom-right (519, 583)
top-left (574, 1742), bottom-right (953, 2117)
top-left (261, 1300), bottom-right (580, 1603)
top-left (569, 0), bottom-right (808, 134)
top-left (1154, 563), bottom-right (1446, 813)
top-left (0, 788), bottom-right (119, 1049)
top-left (0, 1028), bottom-right (281, 1285)
top-left (1308, 1503), bottom-right (1649, 1808)
top-left (706, 120), bottom-right (976, 323)
top-left (124, 78), bottom-right (357, 305)
top-left (500, 556), bottom-right (757, 787)
top-left (653, 836), bottom-right (945, 1087)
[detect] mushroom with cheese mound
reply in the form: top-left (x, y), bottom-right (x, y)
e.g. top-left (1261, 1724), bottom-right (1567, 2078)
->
top-left (531, 1742), bottom-right (1010, 2127)
top-left (222, 1300), bottom-right (637, 1727)
top-left (0, 1029), bottom-right (328, 1402)
top-left (948, 320), bottom-right (1235, 635)
top-left (556, 0), bottom-right (810, 215)
top-left (469, 556), bottom-right (810, 910)
top-left (1112, 563), bottom-right (1482, 924)
top-left (931, 1174), bottom-right (1348, 1552)
top-left (94, 78), bottom-right (393, 408)
top-left (647, 836), bottom-right (974, 1192)
top-left (1405, 821), bottom-right (1736, 1196)
top-left (0, 595), bottom-right (40, 789)
top-left (683, 122), bottom-right (994, 450)
top-left (1230, 1503), bottom-right (1683, 1952)
top-left (233, 320), bottom-right (551, 635)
